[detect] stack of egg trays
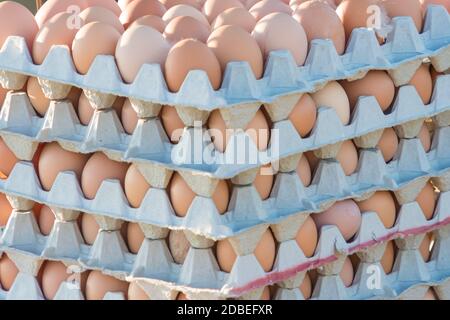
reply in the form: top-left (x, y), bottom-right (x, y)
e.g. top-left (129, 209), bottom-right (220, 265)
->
top-left (0, 4), bottom-right (450, 299)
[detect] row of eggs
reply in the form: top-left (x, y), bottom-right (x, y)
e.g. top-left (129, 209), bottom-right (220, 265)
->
top-left (0, 0), bottom-right (448, 94)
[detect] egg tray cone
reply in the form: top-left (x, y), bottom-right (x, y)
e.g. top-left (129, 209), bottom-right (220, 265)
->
top-left (2, 109), bottom-right (450, 240)
top-left (1, 173), bottom-right (450, 299)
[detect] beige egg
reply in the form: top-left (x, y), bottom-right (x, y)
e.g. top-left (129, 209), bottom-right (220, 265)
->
top-left (120, 0), bottom-right (167, 29)
top-left (296, 154), bottom-right (312, 187)
top-left (416, 181), bottom-right (436, 220)
top-left (249, 0), bottom-right (292, 21)
top-left (77, 92), bottom-right (124, 126)
top-left (164, 16), bottom-right (211, 43)
top-left (81, 213), bottom-right (100, 245)
top-left (81, 152), bottom-right (129, 199)
top-left (0, 193), bottom-right (13, 227)
top-left (377, 128), bottom-right (399, 162)
top-left (419, 124), bottom-right (431, 153)
top-left (0, 136), bottom-right (19, 178)
top-left (38, 142), bottom-right (89, 191)
top-left (127, 222), bottom-right (145, 254)
top-left (212, 7), bottom-right (256, 32)
top-left (160, 105), bottom-right (185, 143)
top-left (79, 6), bottom-right (124, 33)
top-left (121, 99), bottom-right (139, 134)
top-left (252, 13), bottom-right (308, 66)
top-left (124, 164), bottom-right (151, 208)
top-left (35, 0), bottom-right (86, 29)
top-left (253, 164), bottom-right (274, 200)
top-left (295, 216), bottom-right (318, 257)
top-left (357, 191), bottom-right (397, 228)
top-left (288, 94), bottom-right (317, 138)
top-left (85, 0), bottom-right (122, 16)
top-left (128, 15), bottom-right (166, 32)
top-left (168, 230), bottom-right (191, 264)
top-left (203, 0), bottom-right (244, 22)
top-left (38, 205), bottom-right (55, 236)
top-left (169, 172), bottom-right (229, 216)
top-left (85, 270), bottom-right (129, 300)
top-left (207, 25), bottom-right (264, 79)
top-left (408, 64), bottom-right (433, 105)
top-left (311, 81), bottom-right (350, 125)
top-left (162, 4), bottom-right (210, 26)
top-left (116, 25), bottom-right (170, 83)
top-left (161, 0), bottom-right (203, 10)
top-left (216, 229), bottom-right (276, 272)
top-left (0, 253), bottom-right (19, 291)
top-left (128, 282), bottom-right (150, 300)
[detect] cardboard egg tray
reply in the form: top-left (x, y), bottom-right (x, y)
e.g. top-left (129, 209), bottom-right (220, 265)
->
top-left (1, 167), bottom-right (450, 299)
top-left (1, 105), bottom-right (450, 239)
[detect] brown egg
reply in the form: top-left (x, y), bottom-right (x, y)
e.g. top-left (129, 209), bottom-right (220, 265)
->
top-left (296, 154), bottom-right (312, 187)
top-left (423, 288), bottom-right (438, 300)
top-left (127, 222), bottom-right (145, 254)
top-left (120, 0), bottom-right (167, 29)
top-left (408, 64), bottom-right (433, 105)
top-left (203, 0), bottom-right (244, 22)
top-left (169, 172), bottom-right (229, 216)
top-left (160, 105), bottom-right (185, 143)
top-left (77, 92), bottom-right (124, 126)
top-left (38, 205), bottom-right (55, 236)
top-left (177, 292), bottom-right (189, 300)
top-left (0, 254), bottom-right (19, 291)
top-left (161, 0), bottom-right (203, 10)
top-left (85, 0), bottom-right (122, 16)
top-left (336, 140), bottom-right (358, 176)
top-left (0, 87), bottom-right (7, 106)
top-left (311, 81), bottom-right (350, 125)
top-left (382, 0), bottom-right (423, 32)
top-left (72, 22), bottom-right (121, 75)
top-left (115, 25), bottom-right (170, 83)
top-left (260, 286), bottom-right (271, 300)
top-left (289, 94), bottom-right (317, 138)
top-left (32, 12), bottom-right (78, 65)
top-left (35, 0), bottom-right (86, 29)
top-left (128, 15), bottom-right (166, 33)
top-left (216, 229), bottom-right (276, 272)
top-left (419, 124), bottom-right (431, 153)
top-left (85, 270), bottom-right (129, 300)
top-left (0, 193), bottom-right (13, 226)
top-left (295, 216), bottom-right (318, 257)
top-left (0, 137), bottom-right (19, 178)
top-left (38, 142), bottom-right (89, 191)
top-left (291, 0), bottom-right (338, 10)
top-left (340, 257), bottom-right (354, 287)
top-left (79, 6), bottom-right (125, 33)
top-left (377, 128), bottom-right (399, 162)
top-left (357, 191), bottom-right (397, 228)
top-left (80, 213), bottom-right (99, 245)
top-left (212, 7), bottom-right (256, 32)
top-left (336, 0), bottom-right (382, 40)
top-left (420, 0), bottom-right (450, 13)
top-left (430, 66), bottom-right (443, 88)
top-left (81, 152), bottom-right (129, 199)
top-left (300, 273), bottom-right (312, 299)
top-left (41, 260), bottom-right (88, 300)
top-left (165, 39), bottom-right (221, 93)
top-left (163, 4), bottom-right (210, 26)
top-left (121, 99), bottom-right (139, 135)
top-left (128, 282), bottom-right (150, 300)
top-left (168, 230), bottom-right (191, 264)
top-left (381, 240), bottom-right (395, 274)
top-left (164, 16), bottom-right (210, 43)
top-left (304, 150), bottom-right (319, 175)
top-left (207, 25), bottom-right (264, 79)
top-left (340, 71), bottom-right (395, 112)
top-left (313, 200), bottom-right (362, 241)
top-left (249, 0), bottom-right (292, 21)
top-left (419, 232), bottom-right (434, 262)
top-left (0, 1), bottom-right (38, 51)
top-left (293, 1), bottom-right (346, 55)
top-left (124, 164), bottom-right (151, 208)
top-left (252, 13), bottom-right (308, 66)
top-left (208, 109), bottom-right (270, 152)
top-left (415, 182), bottom-right (436, 220)
top-left (253, 164), bottom-right (274, 200)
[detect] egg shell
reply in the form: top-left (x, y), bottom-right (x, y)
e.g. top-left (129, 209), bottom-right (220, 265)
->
top-left (252, 13), bottom-right (308, 66)
top-left (300, 272), bottom-right (312, 299)
top-left (81, 152), bottom-right (129, 199)
top-left (337, 140), bottom-right (359, 176)
top-left (80, 213), bottom-right (99, 245)
top-left (313, 200), bottom-right (362, 241)
top-left (120, 0), bottom-right (167, 29)
top-left (382, 0), bottom-right (423, 32)
top-left (115, 25), bottom-right (170, 83)
top-left (311, 81), bottom-right (350, 125)
top-left (164, 16), bottom-right (211, 43)
top-left (381, 240), bottom-right (396, 274)
top-left (38, 142), bottom-right (89, 191)
top-left (288, 93), bottom-right (317, 138)
top-left (260, 286), bottom-right (271, 300)
top-left (79, 6), bottom-right (125, 33)
top-left (85, 0), bottom-right (122, 16)
top-left (121, 99), bottom-right (139, 134)
top-left (216, 228), bottom-right (276, 272)
top-left (128, 15), bottom-right (166, 33)
top-left (357, 191), bottom-right (397, 228)
top-left (0, 254), bottom-right (19, 291)
top-left (162, 4), bottom-right (210, 26)
top-left (377, 128), bottom-right (399, 162)
top-left (0, 193), bottom-right (13, 227)
top-left (0, 87), bottom-right (7, 106)
top-left (168, 172), bottom-right (229, 216)
top-left (420, 0), bottom-right (450, 14)
top-left (72, 22), bottom-right (121, 75)
top-left (249, 0), bottom-right (292, 21)
top-left (208, 109), bottom-right (270, 152)
top-left (207, 25), bottom-right (264, 79)
top-left (212, 7), bottom-right (256, 32)
top-left (35, 0), bottom-right (87, 28)
top-left (291, 0), bottom-right (338, 10)
top-left (293, 0), bottom-right (346, 55)
top-left (161, 105), bottom-right (185, 143)
top-left (77, 92), bottom-right (124, 126)
top-left (203, 0), bottom-right (244, 22)
top-left (0, 136), bottom-right (19, 178)
top-left (127, 222), bottom-right (145, 254)
top-left (408, 64), bottom-right (433, 105)
top-left (128, 281), bottom-right (150, 300)
top-left (168, 230), bottom-right (191, 264)
top-left (85, 270), bottom-right (129, 300)
top-left (336, 0), bottom-right (381, 40)
top-left (423, 288), bottom-right (438, 300)
top-left (161, 0), bottom-right (204, 10)
top-left (38, 205), bottom-right (56, 236)
top-left (124, 164), bottom-right (151, 208)
top-left (118, 0), bottom-right (135, 11)
top-left (415, 182), bottom-right (436, 220)
top-left (295, 216), bottom-right (318, 257)
top-left (177, 292), bottom-right (189, 300)
top-left (253, 164), bottom-right (274, 200)
top-left (340, 257), bottom-right (354, 287)
top-left (419, 124), bottom-right (432, 153)
top-left (296, 154), bottom-right (312, 187)
top-left (420, 232), bottom-right (434, 262)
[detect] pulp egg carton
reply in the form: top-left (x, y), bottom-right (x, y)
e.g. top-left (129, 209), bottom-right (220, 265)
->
top-left (2, 171), bottom-right (450, 300)
top-left (2, 106), bottom-right (450, 240)
top-left (1, 71), bottom-right (450, 180)
top-left (0, 5), bottom-right (449, 112)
